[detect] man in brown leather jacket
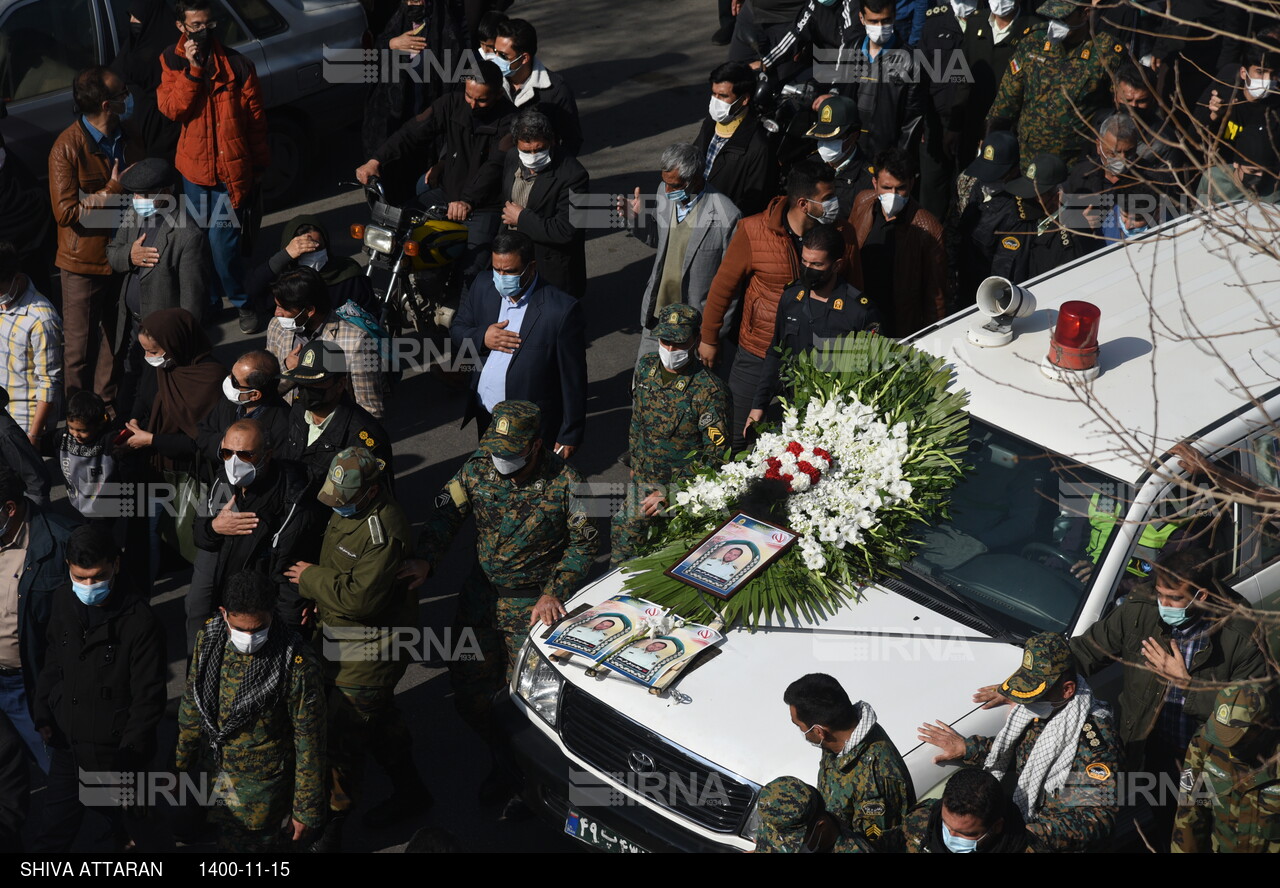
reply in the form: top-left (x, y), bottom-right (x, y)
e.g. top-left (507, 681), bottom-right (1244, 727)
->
top-left (48, 66), bottom-right (142, 413)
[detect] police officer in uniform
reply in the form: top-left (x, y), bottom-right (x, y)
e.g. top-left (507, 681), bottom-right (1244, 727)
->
top-left (916, 1), bottom-right (968, 218)
top-left (406, 400), bottom-right (594, 802)
top-left (985, 0), bottom-right (1124, 172)
top-left (277, 340), bottom-right (394, 489)
top-left (286, 448), bottom-right (424, 849)
top-left (990, 153), bottom-right (1096, 285)
top-left (748, 223), bottom-right (880, 433)
top-left (613, 305), bottom-right (729, 565)
top-left (955, 130), bottom-right (1021, 304)
top-left (806, 96), bottom-right (873, 218)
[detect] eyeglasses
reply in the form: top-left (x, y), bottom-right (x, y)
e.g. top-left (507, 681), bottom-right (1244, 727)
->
top-left (218, 448), bottom-right (262, 464)
top-left (184, 20), bottom-right (217, 31)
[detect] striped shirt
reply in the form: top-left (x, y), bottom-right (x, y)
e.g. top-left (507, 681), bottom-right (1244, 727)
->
top-left (266, 313), bottom-right (385, 419)
top-left (1155, 619), bottom-right (1212, 753)
top-left (0, 280), bottom-right (62, 436)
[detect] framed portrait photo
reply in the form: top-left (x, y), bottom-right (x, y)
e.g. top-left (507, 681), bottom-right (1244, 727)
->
top-left (665, 513), bottom-right (798, 600)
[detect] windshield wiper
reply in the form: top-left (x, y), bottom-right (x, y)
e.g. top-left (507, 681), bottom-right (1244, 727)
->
top-left (897, 565), bottom-right (1020, 643)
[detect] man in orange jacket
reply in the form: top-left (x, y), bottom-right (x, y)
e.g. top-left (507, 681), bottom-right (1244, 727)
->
top-left (158, 0), bottom-right (269, 334)
top-left (699, 158), bottom-right (864, 449)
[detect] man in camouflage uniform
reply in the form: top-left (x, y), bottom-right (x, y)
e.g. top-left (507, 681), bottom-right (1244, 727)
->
top-left (286, 447), bottom-right (424, 848)
top-left (1173, 683), bottom-right (1280, 853)
top-left (986, 0), bottom-right (1124, 172)
top-left (176, 570), bottom-right (326, 852)
top-left (409, 400), bottom-right (594, 799)
top-left (783, 673), bottom-right (914, 851)
top-left (612, 304), bottom-right (729, 565)
top-left (753, 776), bottom-right (871, 853)
top-left (918, 632), bottom-right (1119, 852)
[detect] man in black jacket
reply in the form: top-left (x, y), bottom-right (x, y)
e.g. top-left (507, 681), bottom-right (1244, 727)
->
top-left (0, 711), bottom-right (28, 852)
top-left (695, 62), bottom-right (778, 217)
top-left (499, 111), bottom-right (589, 298)
top-left (194, 420), bottom-right (319, 635)
top-left (356, 59), bottom-right (515, 282)
top-left (493, 18), bottom-right (583, 156)
top-left (903, 767), bottom-right (1027, 853)
top-left (277, 341), bottom-right (394, 488)
top-left (32, 525), bottom-right (167, 851)
top-left (0, 390), bottom-right (51, 507)
top-left (194, 350), bottom-right (290, 464)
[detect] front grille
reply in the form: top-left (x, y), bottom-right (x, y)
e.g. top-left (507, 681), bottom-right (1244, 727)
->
top-left (559, 684), bottom-right (756, 833)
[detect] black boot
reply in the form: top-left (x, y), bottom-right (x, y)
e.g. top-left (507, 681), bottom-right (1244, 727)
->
top-left (308, 811), bottom-right (348, 853)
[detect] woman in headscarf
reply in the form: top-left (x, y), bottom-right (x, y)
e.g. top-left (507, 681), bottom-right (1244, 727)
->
top-left (110, 0), bottom-right (181, 160)
top-left (245, 214), bottom-right (374, 311)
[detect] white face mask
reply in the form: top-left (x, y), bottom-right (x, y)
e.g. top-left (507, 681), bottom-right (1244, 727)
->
top-left (816, 138), bottom-right (846, 163)
top-left (1246, 77), bottom-right (1273, 99)
top-left (479, 48), bottom-right (499, 64)
top-left (519, 149), bottom-right (552, 171)
top-left (951, 0), bottom-right (977, 18)
top-left (298, 248), bottom-right (328, 271)
top-left (225, 454), bottom-right (257, 487)
top-left (226, 619), bottom-right (270, 655)
top-left (276, 311), bottom-right (305, 332)
top-left (708, 95), bottom-right (742, 124)
top-left (989, 0), bottom-right (1016, 16)
top-left (878, 191), bottom-right (907, 217)
top-left (144, 354), bottom-right (169, 368)
top-left (222, 375), bottom-right (254, 404)
top-left (865, 23), bottom-right (894, 45)
top-left (1103, 156), bottom-right (1127, 175)
top-left (806, 195), bottom-right (840, 224)
top-left (1046, 18), bottom-right (1079, 44)
top-left (1023, 698), bottom-right (1067, 719)
top-left (491, 451), bottom-right (529, 475)
top-left (658, 346), bottom-right (691, 371)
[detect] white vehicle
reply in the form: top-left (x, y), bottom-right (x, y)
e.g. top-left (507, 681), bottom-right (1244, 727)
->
top-left (501, 204), bottom-right (1280, 852)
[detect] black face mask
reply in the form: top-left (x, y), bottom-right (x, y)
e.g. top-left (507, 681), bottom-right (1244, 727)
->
top-left (129, 21), bottom-right (144, 38)
top-left (190, 28), bottom-right (212, 47)
top-left (297, 385), bottom-right (336, 409)
top-left (404, 1), bottom-right (427, 24)
top-left (801, 265), bottom-right (833, 289)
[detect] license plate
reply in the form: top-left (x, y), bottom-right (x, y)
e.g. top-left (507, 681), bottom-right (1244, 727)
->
top-left (564, 808), bottom-right (647, 853)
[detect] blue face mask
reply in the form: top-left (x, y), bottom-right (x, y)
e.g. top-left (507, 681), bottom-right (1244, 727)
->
top-left (133, 197), bottom-right (157, 218)
top-left (665, 188), bottom-right (687, 203)
top-left (941, 822), bottom-right (982, 853)
top-left (116, 92), bottom-right (135, 121)
top-left (72, 578), bottom-right (112, 606)
top-left (493, 54), bottom-right (515, 77)
top-left (493, 268), bottom-right (528, 299)
top-left (1159, 601), bottom-right (1194, 626)
top-left (333, 500), bottom-right (363, 518)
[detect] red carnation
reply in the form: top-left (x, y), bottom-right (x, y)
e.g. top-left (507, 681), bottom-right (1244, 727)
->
top-left (812, 447), bottom-right (831, 462)
top-left (766, 456), bottom-right (782, 470)
top-left (786, 441), bottom-right (803, 456)
top-left (797, 460), bottom-right (815, 475)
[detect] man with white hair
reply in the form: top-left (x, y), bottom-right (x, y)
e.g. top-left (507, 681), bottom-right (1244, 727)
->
top-left (623, 143), bottom-right (742, 367)
top-left (917, 632), bottom-right (1120, 853)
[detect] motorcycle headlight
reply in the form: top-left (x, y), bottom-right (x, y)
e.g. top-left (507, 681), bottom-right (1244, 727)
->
top-left (363, 225), bottom-right (395, 255)
top-left (515, 643), bottom-right (564, 728)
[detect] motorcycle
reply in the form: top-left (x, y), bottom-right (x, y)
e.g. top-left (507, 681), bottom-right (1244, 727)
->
top-left (345, 176), bottom-right (469, 340)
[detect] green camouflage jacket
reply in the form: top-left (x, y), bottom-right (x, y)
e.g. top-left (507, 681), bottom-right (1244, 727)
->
top-left (818, 722), bottom-right (915, 851)
top-left (986, 25), bottom-right (1124, 170)
top-left (963, 704), bottom-right (1119, 852)
top-left (419, 449), bottom-right (595, 601)
top-left (1172, 733), bottom-right (1280, 852)
top-left (628, 354), bottom-right (729, 484)
top-left (299, 492), bottom-right (417, 688)
top-left (176, 630), bottom-right (328, 831)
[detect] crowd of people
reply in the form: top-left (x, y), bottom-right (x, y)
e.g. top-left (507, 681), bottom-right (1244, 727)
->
top-left (0, 0), bottom-right (1276, 856)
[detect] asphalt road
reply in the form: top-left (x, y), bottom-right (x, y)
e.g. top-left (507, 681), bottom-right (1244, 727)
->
top-left (29, 0), bottom-right (732, 855)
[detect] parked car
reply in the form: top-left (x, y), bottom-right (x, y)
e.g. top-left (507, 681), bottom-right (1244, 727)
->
top-left (0, 0), bottom-right (368, 205)
top-left (501, 203), bottom-right (1280, 851)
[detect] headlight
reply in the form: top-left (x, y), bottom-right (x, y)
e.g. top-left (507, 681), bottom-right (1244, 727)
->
top-left (363, 225), bottom-right (395, 255)
top-left (740, 799), bottom-right (761, 842)
top-left (515, 643), bottom-right (564, 727)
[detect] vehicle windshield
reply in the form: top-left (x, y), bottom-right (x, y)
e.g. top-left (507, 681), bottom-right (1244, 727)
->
top-left (902, 417), bottom-right (1127, 639)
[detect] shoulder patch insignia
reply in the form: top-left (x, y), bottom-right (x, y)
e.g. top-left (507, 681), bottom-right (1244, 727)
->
top-left (699, 412), bottom-right (713, 428)
top-left (435, 491), bottom-right (451, 509)
top-left (1010, 57), bottom-right (1021, 74)
top-left (675, 378), bottom-right (688, 391)
top-left (796, 290), bottom-right (806, 301)
top-left (833, 298), bottom-right (844, 310)
top-left (861, 801), bottom-right (886, 816)
top-left (368, 514), bottom-right (385, 546)
top-left (865, 824), bottom-right (883, 839)
top-left (1043, 40), bottom-right (1051, 51)
top-left (1002, 236), bottom-right (1021, 250)
top-left (1085, 763), bottom-right (1111, 781)
top-left (1080, 47), bottom-right (1090, 60)
top-left (648, 365), bottom-right (656, 377)
top-left (708, 426), bottom-right (725, 446)
top-left (1179, 768), bottom-right (1195, 792)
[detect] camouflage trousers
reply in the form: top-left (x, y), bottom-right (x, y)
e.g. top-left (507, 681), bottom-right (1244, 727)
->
top-left (447, 563), bottom-right (538, 742)
top-left (326, 683), bottom-right (416, 813)
top-left (215, 820), bottom-right (285, 853)
top-left (609, 480), bottom-right (666, 566)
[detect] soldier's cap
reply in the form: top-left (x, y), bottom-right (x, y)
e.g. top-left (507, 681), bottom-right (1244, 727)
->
top-left (964, 130), bottom-right (1020, 184)
top-left (1036, 0), bottom-right (1087, 20)
top-left (281, 339), bottom-right (347, 384)
top-left (1205, 683), bottom-right (1272, 749)
top-left (999, 632), bottom-right (1075, 703)
top-left (653, 303), bottom-right (701, 344)
top-left (480, 400), bottom-right (542, 459)
top-left (805, 95), bottom-right (861, 140)
top-left (118, 157), bottom-right (175, 194)
top-left (1006, 153), bottom-right (1070, 198)
top-left (317, 446), bottom-right (381, 507)
top-left (754, 777), bottom-right (823, 852)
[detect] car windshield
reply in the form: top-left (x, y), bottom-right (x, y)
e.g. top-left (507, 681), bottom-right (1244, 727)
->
top-left (901, 417), bottom-right (1126, 640)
